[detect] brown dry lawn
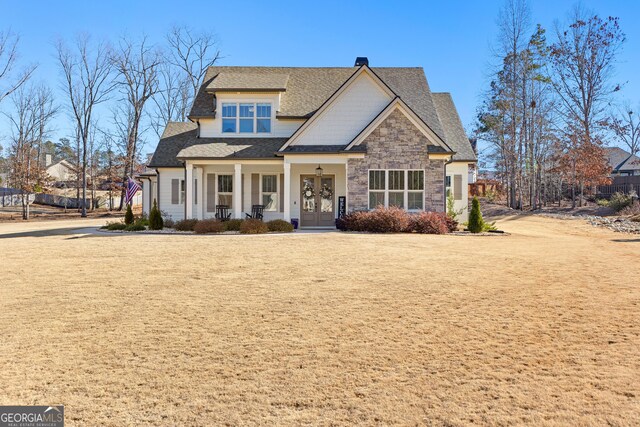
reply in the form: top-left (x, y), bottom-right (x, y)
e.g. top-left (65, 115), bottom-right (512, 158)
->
top-left (0, 215), bottom-right (639, 426)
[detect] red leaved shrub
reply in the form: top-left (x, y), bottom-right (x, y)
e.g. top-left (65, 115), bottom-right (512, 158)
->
top-left (193, 219), bottom-right (225, 234)
top-left (340, 206), bottom-right (409, 233)
top-left (338, 207), bottom-right (452, 234)
top-left (409, 212), bottom-right (449, 234)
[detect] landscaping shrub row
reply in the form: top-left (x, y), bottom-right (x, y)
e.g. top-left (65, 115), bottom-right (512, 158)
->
top-left (336, 206), bottom-right (457, 234)
top-left (176, 218), bottom-right (294, 234)
top-left (104, 217), bottom-right (296, 234)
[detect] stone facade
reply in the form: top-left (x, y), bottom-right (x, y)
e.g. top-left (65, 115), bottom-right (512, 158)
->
top-left (347, 108), bottom-right (446, 212)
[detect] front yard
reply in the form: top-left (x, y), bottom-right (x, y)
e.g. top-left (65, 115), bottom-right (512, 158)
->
top-left (0, 215), bottom-right (638, 425)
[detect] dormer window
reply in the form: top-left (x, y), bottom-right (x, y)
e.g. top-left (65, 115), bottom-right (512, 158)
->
top-left (221, 102), bottom-right (272, 134)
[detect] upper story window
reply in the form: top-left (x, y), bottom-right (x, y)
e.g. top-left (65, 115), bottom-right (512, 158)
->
top-left (222, 102), bottom-right (271, 134)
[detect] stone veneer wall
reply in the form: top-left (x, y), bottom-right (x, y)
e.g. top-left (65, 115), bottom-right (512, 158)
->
top-left (347, 108), bottom-right (445, 212)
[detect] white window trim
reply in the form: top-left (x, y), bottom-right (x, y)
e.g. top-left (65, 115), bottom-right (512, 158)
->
top-left (221, 102), bottom-right (272, 135)
top-left (367, 169), bottom-right (425, 211)
top-left (259, 173), bottom-right (280, 212)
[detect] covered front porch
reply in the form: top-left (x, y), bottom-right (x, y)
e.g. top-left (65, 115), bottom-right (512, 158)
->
top-left (183, 155), bottom-right (352, 228)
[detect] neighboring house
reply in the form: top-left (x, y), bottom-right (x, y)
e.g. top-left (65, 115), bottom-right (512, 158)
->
top-left (46, 159), bottom-right (76, 183)
top-left (143, 57), bottom-right (477, 226)
top-left (605, 147), bottom-right (640, 177)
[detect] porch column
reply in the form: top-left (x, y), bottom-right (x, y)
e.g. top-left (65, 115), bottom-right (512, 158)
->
top-left (196, 166), bottom-right (204, 220)
top-left (283, 162), bottom-right (291, 221)
top-left (345, 162), bottom-right (349, 213)
top-left (185, 162), bottom-right (193, 219)
top-left (233, 163), bottom-right (242, 219)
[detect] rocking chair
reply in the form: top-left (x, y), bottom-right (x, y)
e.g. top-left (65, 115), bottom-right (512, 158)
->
top-left (215, 205), bottom-right (232, 221)
top-left (245, 204), bottom-right (265, 221)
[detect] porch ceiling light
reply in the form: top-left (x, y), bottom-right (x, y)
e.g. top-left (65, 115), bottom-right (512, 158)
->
top-left (315, 165), bottom-right (323, 177)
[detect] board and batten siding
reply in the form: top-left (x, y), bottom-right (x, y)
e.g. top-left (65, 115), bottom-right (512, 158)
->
top-left (157, 168), bottom-right (185, 221)
top-left (198, 93), bottom-right (304, 138)
top-left (445, 161), bottom-right (471, 221)
top-left (292, 73), bottom-right (392, 146)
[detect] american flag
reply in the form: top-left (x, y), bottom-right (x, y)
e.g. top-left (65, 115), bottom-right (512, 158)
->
top-left (124, 177), bottom-right (141, 206)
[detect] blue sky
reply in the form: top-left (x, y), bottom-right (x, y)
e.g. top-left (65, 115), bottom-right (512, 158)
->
top-left (1, 0), bottom-right (639, 157)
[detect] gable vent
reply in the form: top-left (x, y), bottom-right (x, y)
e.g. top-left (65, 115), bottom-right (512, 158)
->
top-left (354, 57), bottom-right (369, 67)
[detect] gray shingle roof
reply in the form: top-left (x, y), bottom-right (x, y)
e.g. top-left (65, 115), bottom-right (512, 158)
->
top-left (605, 147), bottom-right (640, 172)
top-left (432, 93), bottom-right (477, 162)
top-left (281, 145), bottom-right (349, 153)
top-left (178, 137), bottom-right (287, 160)
top-left (189, 66), bottom-right (448, 143)
top-left (206, 72), bottom-right (289, 92)
top-left (153, 66), bottom-right (477, 167)
top-left (148, 122), bottom-right (198, 167)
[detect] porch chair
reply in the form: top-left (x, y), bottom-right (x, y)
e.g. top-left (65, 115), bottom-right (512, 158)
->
top-left (245, 204), bottom-right (265, 221)
top-left (215, 205), bottom-right (232, 221)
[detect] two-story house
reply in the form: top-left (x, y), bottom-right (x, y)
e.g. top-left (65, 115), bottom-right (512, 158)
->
top-left (141, 57), bottom-right (476, 226)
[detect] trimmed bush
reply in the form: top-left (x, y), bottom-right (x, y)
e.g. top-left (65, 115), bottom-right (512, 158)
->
top-left (266, 219), bottom-right (294, 232)
top-left (124, 224), bottom-right (145, 232)
top-left (134, 217), bottom-right (149, 227)
top-left (609, 192), bottom-right (634, 212)
top-left (174, 219), bottom-right (199, 231)
top-left (240, 219), bottom-right (269, 234)
top-left (149, 200), bottom-right (163, 230)
top-left (443, 214), bottom-right (459, 233)
top-left (124, 204), bottom-right (134, 225)
top-left (468, 197), bottom-right (484, 233)
top-left (224, 218), bottom-right (244, 231)
top-left (102, 221), bottom-right (127, 231)
top-left (163, 217), bottom-right (175, 228)
top-left (409, 212), bottom-right (449, 234)
top-left (339, 207), bottom-right (410, 233)
top-left (193, 219), bottom-right (225, 234)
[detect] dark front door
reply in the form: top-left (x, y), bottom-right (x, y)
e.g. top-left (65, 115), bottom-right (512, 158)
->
top-left (300, 175), bottom-right (335, 227)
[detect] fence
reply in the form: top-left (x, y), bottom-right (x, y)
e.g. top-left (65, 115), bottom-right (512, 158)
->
top-left (34, 193), bottom-right (142, 209)
top-left (596, 176), bottom-right (640, 199)
top-left (1, 188), bottom-right (35, 207)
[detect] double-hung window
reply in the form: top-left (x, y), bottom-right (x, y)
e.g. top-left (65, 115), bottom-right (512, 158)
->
top-left (407, 170), bottom-right (424, 210)
top-left (256, 104), bottom-right (271, 133)
top-left (221, 102), bottom-right (271, 134)
top-left (218, 175), bottom-right (233, 207)
top-left (261, 175), bottom-right (278, 211)
top-left (222, 104), bottom-right (237, 133)
top-left (239, 103), bottom-right (254, 133)
top-left (368, 170), bottom-right (386, 209)
top-left (368, 169), bottom-right (425, 211)
top-left (388, 171), bottom-right (405, 208)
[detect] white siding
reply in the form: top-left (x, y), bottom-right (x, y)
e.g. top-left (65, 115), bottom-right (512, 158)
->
top-left (142, 179), bottom-right (150, 215)
top-left (199, 93), bottom-right (304, 138)
top-left (445, 161), bottom-right (470, 222)
top-left (292, 73), bottom-right (392, 146)
top-left (157, 168), bottom-right (185, 221)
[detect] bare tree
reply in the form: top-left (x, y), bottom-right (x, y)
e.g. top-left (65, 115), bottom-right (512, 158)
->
top-left (549, 7), bottom-right (625, 206)
top-left (150, 62), bottom-right (190, 136)
top-left (0, 30), bottom-right (35, 104)
top-left (111, 35), bottom-right (161, 210)
top-left (608, 102), bottom-right (640, 155)
top-left (166, 25), bottom-right (221, 101)
top-left (5, 84), bottom-right (58, 219)
top-left (152, 25), bottom-right (221, 136)
top-left (56, 34), bottom-right (114, 217)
